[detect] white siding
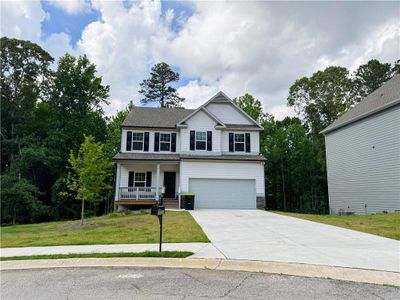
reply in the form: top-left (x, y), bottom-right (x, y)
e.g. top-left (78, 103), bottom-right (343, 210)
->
top-left (206, 103), bottom-right (252, 124)
top-left (180, 110), bottom-right (221, 154)
top-left (325, 105), bottom-right (400, 214)
top-left (121, 129), bottom-right (180, 154)
top-left (180, 160), bottom-right (265, 195)
top-left (221, 131), bottom-right (260, 154)
top-left (120, 163), bottom-right (180, 195)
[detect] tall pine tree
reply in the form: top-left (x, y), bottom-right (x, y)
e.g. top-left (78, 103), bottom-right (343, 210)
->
top-left (139, 62), bottom-right (185, 108)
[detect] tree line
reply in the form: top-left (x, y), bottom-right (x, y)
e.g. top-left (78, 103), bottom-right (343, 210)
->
top-left (1, 36), bottom-right (398, 224)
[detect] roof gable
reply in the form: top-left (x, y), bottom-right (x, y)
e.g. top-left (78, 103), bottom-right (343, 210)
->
top-left (177, 91), bottom-right (263, 130)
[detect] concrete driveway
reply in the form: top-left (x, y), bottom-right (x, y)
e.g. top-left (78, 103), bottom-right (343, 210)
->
top-left (190, 210), bottom-right (400, 272)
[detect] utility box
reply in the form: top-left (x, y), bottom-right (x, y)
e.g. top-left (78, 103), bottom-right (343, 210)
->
top-left (181, 193), bottom-right (195, 210)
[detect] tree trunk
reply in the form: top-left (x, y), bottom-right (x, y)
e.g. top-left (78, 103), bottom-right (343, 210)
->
top-left (12, 204), bottom-right (16, 225)
top-left (281, 162), bottom-right (286, 212)
top-left (81, 199), bottom-right (85, 225)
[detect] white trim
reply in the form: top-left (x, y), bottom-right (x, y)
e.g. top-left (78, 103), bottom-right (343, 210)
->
top-left (178, 91), bottom-right (263, 129)
top-left (177, 106), bottom-right (226, 128)
top-left (234, 133), bottom-right (245, 152)
top-left (195, 131), bottom-right (207, 150)
top-left (133, 172), bottom-right (146, 187)
top-left (159, 132), bottom-right (172, 152)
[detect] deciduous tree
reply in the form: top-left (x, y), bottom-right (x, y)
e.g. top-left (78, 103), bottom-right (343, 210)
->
top-left (67, 135), bottom-right (113, 225)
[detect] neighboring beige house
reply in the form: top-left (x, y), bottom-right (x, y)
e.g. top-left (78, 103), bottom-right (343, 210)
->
top-left (113, 92), bottom-right (266, 211)
top-left (321, 74), bottom-right (400, 214)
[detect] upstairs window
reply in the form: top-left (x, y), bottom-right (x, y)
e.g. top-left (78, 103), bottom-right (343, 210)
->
top-left (234, 133), bottom-right (245, 152)
top-left (195, 131), bottom-right (207, 150)
top-left (134, 172), bottom-right (146, 187)
top-left (160, 133), bottom-right (171, 151)
top-left (132, 132), bottom-right (144, 150)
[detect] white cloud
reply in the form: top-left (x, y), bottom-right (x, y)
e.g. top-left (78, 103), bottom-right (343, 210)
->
top-left (47, 0), bottom-right (91, 14)
top-left (0, 0), bottom-right (45, 42)
top-left (77, 0), bottom-right (173, 114)
top-left (270, 105), bottom-right (296, 121)
top-left (2, 0), bottom-right (399, 120)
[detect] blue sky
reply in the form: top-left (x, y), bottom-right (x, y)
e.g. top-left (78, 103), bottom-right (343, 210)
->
top-left (40, 1), bottom-right (101, 46)
top-left (2, 1), bottom-right (399, 117)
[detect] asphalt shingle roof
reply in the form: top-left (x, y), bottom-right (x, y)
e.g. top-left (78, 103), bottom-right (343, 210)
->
top-left (122, 107), bottom-right (195, 128)
top-left (321, 74), bottom-right (400, 134)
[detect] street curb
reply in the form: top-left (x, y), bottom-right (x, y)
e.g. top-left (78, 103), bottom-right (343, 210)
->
top-left (1, 257), bottom-right (399, 286)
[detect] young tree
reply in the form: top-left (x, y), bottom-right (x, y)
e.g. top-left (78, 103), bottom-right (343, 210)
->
top-left (233, 93), bottom-right (265, 123)
top-left (67, 135), bottom-right (113, 225)
top-left (139, 62), bottom-right (185, 108)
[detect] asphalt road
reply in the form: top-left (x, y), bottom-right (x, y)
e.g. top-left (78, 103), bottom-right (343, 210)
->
top-left (1, 267), bottom-right (398, 300)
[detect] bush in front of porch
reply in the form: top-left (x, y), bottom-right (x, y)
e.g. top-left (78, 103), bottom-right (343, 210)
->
top-left (1, 211), bottom-right (209, 248)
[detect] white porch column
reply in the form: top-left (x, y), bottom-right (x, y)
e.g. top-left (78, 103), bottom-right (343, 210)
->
top-left (114, 163), bottom-right (121, 201)
top-left (156, 163), bottom-right (161, 201)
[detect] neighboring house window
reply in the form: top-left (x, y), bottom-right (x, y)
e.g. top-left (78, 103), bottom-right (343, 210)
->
top-left (132, 132), bottom-right (144, 150)
top-left (134, 172), bottom-right (146, 187)
top-left (160, 133), bottom-right (171, 151)
top-left (234, 133), bottom-right (245, 152)
top-left (195, 131), bottom-right (207, 150)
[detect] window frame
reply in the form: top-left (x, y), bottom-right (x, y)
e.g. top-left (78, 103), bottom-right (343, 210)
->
top-left (131, 132), bottom-right (144, 151)
top-left (234, 133), bottom-right (245, 152)
top-left (134, 172), bottom-right (146, 187)
top-left (195, 131), bottom-right (207, 151)
top-left (159, 133), bottom-right (171, 152)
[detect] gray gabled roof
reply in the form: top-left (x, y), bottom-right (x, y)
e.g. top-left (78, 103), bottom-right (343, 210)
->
top-left (321, 74), bottom-right (400, 134)
top-left (122, 107), bottom-right (195, 128)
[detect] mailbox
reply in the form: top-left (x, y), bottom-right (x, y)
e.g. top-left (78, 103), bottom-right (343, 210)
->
top-left (151, 204), bottom-right (165, 216)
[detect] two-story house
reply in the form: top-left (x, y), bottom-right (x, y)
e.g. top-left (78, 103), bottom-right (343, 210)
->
top-left (113, 91), bottom-right (266, 210)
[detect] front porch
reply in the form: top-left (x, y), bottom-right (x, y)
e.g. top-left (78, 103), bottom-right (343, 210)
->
top-left (114, 160), bottom-right (180, 211)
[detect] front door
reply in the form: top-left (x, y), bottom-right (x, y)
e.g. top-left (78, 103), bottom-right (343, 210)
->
top-left (164, 172), bottom-right (176, 199)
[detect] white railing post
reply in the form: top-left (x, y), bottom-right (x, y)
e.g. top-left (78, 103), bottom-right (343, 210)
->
top-left (136, 187), bottom-right (139, 200)
top-left (156, 163), bottom-right (160, 201)
top-left (114, 163), bottom-right (121, 201)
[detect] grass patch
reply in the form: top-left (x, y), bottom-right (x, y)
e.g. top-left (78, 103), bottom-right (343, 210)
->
top-left (0, 211), bottom-right (209, 248)
top-left (0, 251), bottom-right (193, 261)
top-left (272, 211), bottom-right (400, 240)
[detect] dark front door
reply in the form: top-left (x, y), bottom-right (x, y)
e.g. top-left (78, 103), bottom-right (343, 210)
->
top-left (164, 172), bottom-right (176, 199)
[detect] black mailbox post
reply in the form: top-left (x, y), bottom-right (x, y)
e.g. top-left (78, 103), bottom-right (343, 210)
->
top-left (151, 203), bottom-right (165, 252)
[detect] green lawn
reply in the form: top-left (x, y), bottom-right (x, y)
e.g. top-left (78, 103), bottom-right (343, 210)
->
top-left (273, 211), bottom-right (400, 240)
top-left (0, 251), bottom-right (193, 261)
top-left (0, 211), bottom-right (209, 248)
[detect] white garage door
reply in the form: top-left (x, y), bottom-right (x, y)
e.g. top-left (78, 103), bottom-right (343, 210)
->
top-left (189, 178), bottom-right (256, 209)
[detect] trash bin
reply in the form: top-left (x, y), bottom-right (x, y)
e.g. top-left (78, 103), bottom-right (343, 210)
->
top-left (182, 193), bottom-right (195, 210)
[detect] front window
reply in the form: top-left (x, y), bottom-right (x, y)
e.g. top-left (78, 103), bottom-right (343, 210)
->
top-left (160, 133), bottom-right (171, 151)
top-left (195, 131), bottom-right (206, 150)
top-left (234, 133), bottom-right (245, 152)
top-left (134, 172), bottom-right (146, 187)
top-left (132, 132), bottom-right (144, 150)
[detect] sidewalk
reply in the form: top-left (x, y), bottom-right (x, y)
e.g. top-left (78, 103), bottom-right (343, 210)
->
top-left (0, 243), bottom-right (225, 259)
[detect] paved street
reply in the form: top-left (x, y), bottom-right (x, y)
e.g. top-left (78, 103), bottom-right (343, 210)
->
top-left (190, 210), bottom-right (400, 272)
top-left (1, 267), bottom-right (398, 300)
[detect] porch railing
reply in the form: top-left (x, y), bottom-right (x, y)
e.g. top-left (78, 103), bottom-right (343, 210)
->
top-left (118, 187), bottom-right (164, 200)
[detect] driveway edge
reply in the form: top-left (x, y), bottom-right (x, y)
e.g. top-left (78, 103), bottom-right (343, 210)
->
top-left (1, 257), bottom-right (399, 286)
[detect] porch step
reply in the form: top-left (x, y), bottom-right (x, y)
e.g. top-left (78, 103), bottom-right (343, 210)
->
top-left (163, 198), bottom-right (179, 209)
